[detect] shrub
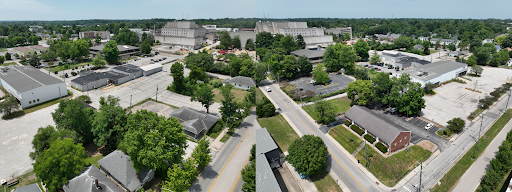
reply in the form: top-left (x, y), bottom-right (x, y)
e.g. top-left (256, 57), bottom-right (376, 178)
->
top-left (320, 89), bottom-right (346, 99)
top-left (256, 97), bottom-right (276, 118)
top-left (364, 134), bottom-right (376, 144)
top-left (344, 120), bottom-right (351, 126)
top-left (375, 142), bottom-right (388, 153)
top-left (212, 80), bottom-right (223, 88)
top-left (351, 125), bottom-right (364, 136)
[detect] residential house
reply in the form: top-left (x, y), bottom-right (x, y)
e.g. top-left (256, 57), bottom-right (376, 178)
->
top-left (79, 31), bottom-right (110, 40)
top-left (223, 76), bottom-right (256, 90)
top-left (448, 51), bottom-right (466, 57)
top-left (63, 165), bottom-right (123, 192)
top-left (98, 150), bottom-right (155, 192)
top-left (345, 105), bottom-right (411, 153)
top-left (496, 45), bottom-right (502, 52)
top-left (417, 36), bottom-right (428, 41)
top-left (29, 45), bottom-right (49, 55)
top-left (170, 106), bottom-right (221, 138)
top-left (13, 47), bottom-right (36, 57)
top-left (13, 183), bottom-right (42, 192)
top-left (430, 38), bottom-right (458, 46)
top-left (413, 44), bottom-right (423, 50)
top-left (388, 33), bottom-right (400, 41)
top-left (482, 39), bottom-right (494, 44)
top-left (256, 128), bottom-right (282, 192)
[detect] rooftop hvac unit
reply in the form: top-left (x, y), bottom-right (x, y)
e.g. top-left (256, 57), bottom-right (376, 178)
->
top-left (123, 46), bottom-right (129, 49)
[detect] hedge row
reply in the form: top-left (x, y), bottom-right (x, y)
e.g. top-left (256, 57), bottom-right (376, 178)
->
top-left (344, 120), bottom-right (351, 126)
top-left (351, 125), bottom-right (364, 136)
top-left (320, 89), bottom-right (346, 99)
top-left (375, 142), bottom-right (388, 153)
top-left (364, 134), bottom-right (376, 144)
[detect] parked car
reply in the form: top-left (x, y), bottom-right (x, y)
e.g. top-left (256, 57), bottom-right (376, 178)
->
top-left (390, 108), bottom-right (397, 113)
top-left (310, 80), bottom-right (317, 84)
top-left (425, 123), bottom-right (434, 130)
top-left (298, 172), bottom-right (306, 179)
top-left (396, 68), bottom-right (400, 71)
top-left (265, 86), bottom-right (271, 92)
top-left (389, 72), bottom-right (393, 75)
top-left (388, 66), bottom-right (393, 69)
top-left (364, 64), bottom-right (369, 67)
top-left (374, 67), bottom-right (379, 70)
top-left (163, 57), bottom-right (167, 60)
top-left (376, 69), bottom-right (381, 71)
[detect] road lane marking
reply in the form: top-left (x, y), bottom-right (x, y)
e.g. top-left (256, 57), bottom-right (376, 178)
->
top-left (208, 128), bottom-right (251, 192)
top-left (271, 90), bottom-right (368, 192)
top-left (230, 156), bottom-right (251, 192)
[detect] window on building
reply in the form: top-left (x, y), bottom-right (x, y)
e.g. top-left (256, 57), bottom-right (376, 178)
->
top-left (394, 142), bottom-right (396, 146)
top-left (400, 139), bottom-right (402, 143)
top-left (405, 135), bottom-right (407, 140)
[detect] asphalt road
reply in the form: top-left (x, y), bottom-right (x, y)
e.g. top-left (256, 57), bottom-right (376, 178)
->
top-left (262, 80), bottom-right (382, 192)
top-left (190, 111), bottom-right (260, 192)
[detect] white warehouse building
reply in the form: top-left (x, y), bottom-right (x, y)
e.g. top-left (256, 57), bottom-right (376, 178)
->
top-left (0, 66), bottom-right (67, 109)
top-left (400, 61), bottom-right (468, 87)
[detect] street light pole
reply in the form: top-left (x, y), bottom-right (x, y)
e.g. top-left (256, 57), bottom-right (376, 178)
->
top-left (473, 113), bottom-right (485, 159)
top-left (504, 89), bottom-right (512, 114)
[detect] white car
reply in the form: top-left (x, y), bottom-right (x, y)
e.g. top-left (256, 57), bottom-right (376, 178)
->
top-left (310, 80), bottom-right (317, 84)
top-left (390, 108), bottom-right (397, 113)
top-left (425, 123), bottom-right (434, 130)
top-left (266, 87), bottom-right (271, 92)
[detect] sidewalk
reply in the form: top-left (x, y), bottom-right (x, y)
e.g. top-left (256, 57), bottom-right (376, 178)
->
top-left (452, 116), bottom-right (512, 192)
top-left (301, 93), bottom-right (347, 106)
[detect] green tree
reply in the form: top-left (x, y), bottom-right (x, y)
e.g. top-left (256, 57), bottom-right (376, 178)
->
top-left (312, 63), bottom-right (329, 84)
top-left (188, 65), bottom-right (208, 82)
top-left (281, 55), bottom-right (297, 79)
top-left (241, 161), bottom-right (256, 192)
top-left (245, 38), bottom-right (255, 50)
top-left (102, 40), bottom-right (120, 64)
top-left (255, 32), bottom-right (273, 48)
top-left (502, 34), bottom-right (512, 48)
top-left (220, 84), bottom-right (238, 123)
top-left (372, 72), bottom-right (392, 103)
top-left (447, 117), bottom-right (465, 133)
top-left (340, 44), bottom-right (358, 73)
top-left (346, 80), bottom-right (374, 106)
top-left (185, 51), bottom-right (214, 71)
top-left (315, 98), bottom-right (336, 124)
top-left (296, 34), bottom-right (306, 49)
top-left (323, 44), bottom-right (341, 72)
top-left (40, 52), bottom-right (49, 61)
top-left (0, 55), bottom-right (4, 64)
top-left (191, 137), bottom-right (212, 171)
top-left (479, 168), bottom-right (501, 191)
top-left (232, 35), bottom-right (242, 49)
top-left (29, 54), bottom-right (40, 67)
top-left (30, 126), bottom-right (77, 160)
top-left (51, 99), bottom-right (93, 143)
top-left (94, 35), bottom-right (101, 44)
top-left (220, 32), bottom-right (232, 49)
top-left (0, 96), bottom-right (19, 116)
top-left (119, 110), bottom-right (188, 175)
top-left (91, 96), bottom-right (128, 149)
top-left (170, 62), bottom-right (186, 93)
top-left (252, 62), bottom-right (267, 84)
top-left (47, 51), bottom-right (57, 61)
top-left (467, 55), bottom-right (477, 66)
top-left (476, 43), bottom-right (496, 64)
top-left (191, 84), bottom-right (214, 113)
top-left (387, 75), bottom-right (425, 115)
top-left (71, 39), bottom-right (90, 61)
top-left (495, 36), bottom-right (507, 46)
top-left (448, 43), bottom-right (456, 51)
top-left (280, 35), bottom-right (298, 54)
top-left (297, 55), bottom-right (313, 76)
top-left (471, 65), bottom-right (484, 76)
top-left (423, 40), bottom-right (431, 55)
top-left (244, 86), bottom-right (257, 106)
top-left (394, 36), bottom-right (412, 50)
top-left (353, 39), bottom-right (370, 60)
top-left (34, 138), bottom-right (87, 192)
top-left (115, 29), bottom-right (139, 46)
top-left (287, 135), bottom-right (328, 176)
top-left (256, 97), bottom-right (276, 118)
top-left (489, 50), bottom-right (510, 67)
top-left (369, 50), bottom-right (381, 64)
top-left (91, 54), bottom-right (107, 67)
top-left (5, 52), bottom-right (11, 60)
top-left (141, 41), bottom-right (152, 54)
top-left (162, 159), bottom-right (196, 192)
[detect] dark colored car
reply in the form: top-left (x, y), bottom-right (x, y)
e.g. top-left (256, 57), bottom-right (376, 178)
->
top-left (396, 68), bottom-right (400, 71)
top-left (364, 64), bottom-right (369, 67)
top-left (374, 67), bottom-right (379, 70)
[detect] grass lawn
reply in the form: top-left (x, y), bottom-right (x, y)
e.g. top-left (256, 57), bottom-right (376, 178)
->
top-left (212, 87), bottom-right (248, 103)
top-left (310, 171), bottom-right (344, 192)
top-left (0, 48), bottom-right (7, 52)
top-left (329, 125), bottom-right (364, 154)
top-left (257, 114), bottom-right (300, 152)
top-left (49, 60), bottom-right (91, 72)
top-left (4, 171), bottom-right (42, 192)
top-left (1, 62), bottom-right (17, 66)
top-left (355, 145), bottom-right (431, 187)
top-left (432, 109), bottom-right (512, 192)
top-left (85, 155), bottom-right (104, 167)
top-left (302, 97), bottom-right (351, 122)
top-left (220, 129), bottom-right (233, 142)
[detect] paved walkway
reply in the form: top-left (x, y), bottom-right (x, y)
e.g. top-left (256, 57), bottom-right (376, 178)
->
top-left (302, 93), bottom-right (348, 106)
top-left (452, 116), bottom-right (512, 192)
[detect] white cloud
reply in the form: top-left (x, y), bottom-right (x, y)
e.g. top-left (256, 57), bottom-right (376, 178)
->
top-left (0, 0), bottom-right (63, 14)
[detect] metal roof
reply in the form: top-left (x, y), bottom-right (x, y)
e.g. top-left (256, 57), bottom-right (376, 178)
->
top-left (170, 106), bottom-right (220, 135)
top-left (0, 66), bottom-right (64, 93)
top-left (345, 105), bottom-right (409, 145)
top-left (139, 64), bottom-right (162, 71)
top-left (402, 60), bottom-right (468, 81)
top-left (71, 72), bottom-right (127, 85)
top-left (256, 155), bottom-right (282, 192)
top-left (63, 165), bottom-right (123, 192)
top-left (113, 65), bottom-right (142, 74)
top-left (290, 49), bottom-right (325, 59)
top-left (13, 184), bottom-right (42, 192)
top-left (223, 76), bottom-right (256, 87)
top-left (89, 44), bottom-right (140, 52)
top-left (97, 150), bottom-right (152, 192)
top-left (256, 128), bottom-right (279, 155)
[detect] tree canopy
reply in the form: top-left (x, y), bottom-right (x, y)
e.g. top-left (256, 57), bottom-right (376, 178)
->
top-left (287, 135), bottom-right (328, 176)
top-left (51, 99), bottom-right (94, 143)
top-left (102, 40), bottom-right (120, 64)
top-left (91, 95), bottom-right (128, 149)
top-left (312, 63), bottom-right (329, 85)
top-left (191, 83), bottom-right (214, 113)
top-left (353, 39), bottom-right (370, 60)
top-left (347, 80), bottom-right (374, 106)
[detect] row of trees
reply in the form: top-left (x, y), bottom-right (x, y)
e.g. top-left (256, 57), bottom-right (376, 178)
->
top-left (31, 95), bottom-right (214, 191)
top-left (255, 32), bottom-right (305, 61)
top-left (347, 73), bottom-right (426, 116)
top-left (478, 124), bottom-right (512, 192)
top-left (466, 43), bottom-right (511, 67)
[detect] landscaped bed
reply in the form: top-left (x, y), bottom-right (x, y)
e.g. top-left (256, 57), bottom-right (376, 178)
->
top-left (257, 114), bottom-right (300, 152)
top-left (329, 125), bottom-right (364, 154)
top-left (302, 97), bottom-right (351, 122)
top-left (355, 145), bottom-right (432, 187)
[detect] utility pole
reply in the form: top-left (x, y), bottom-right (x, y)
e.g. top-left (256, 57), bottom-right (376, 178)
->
top-left (156, 85), bottom-right (158, 102)
top-left (473, 113), bottom-right (485, 159)
top-left (365, 140), bottom-right (369, 168)
top-left (419, 161), bottom-right (423, 192)
top-left (504, 89), bottom-right (511, 113)
top-left (130, 95), bottom-right (132, 108)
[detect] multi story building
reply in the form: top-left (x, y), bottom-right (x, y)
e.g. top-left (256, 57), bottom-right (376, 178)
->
top-left (255, 21), bottom-right (333, 48)
top-left (154, 21), bottom-right (207, 50)
top-left (325, 27), bottom-right (353, 40)
top-left (79, 31), bottom-right (110, 40)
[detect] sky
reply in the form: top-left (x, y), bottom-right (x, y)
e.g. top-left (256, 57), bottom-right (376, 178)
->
top-left (0, 0), bottom-right (511, 21)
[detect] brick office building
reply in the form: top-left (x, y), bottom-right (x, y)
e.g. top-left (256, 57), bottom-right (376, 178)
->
top-left (345, 105), bottom-right (411, 153)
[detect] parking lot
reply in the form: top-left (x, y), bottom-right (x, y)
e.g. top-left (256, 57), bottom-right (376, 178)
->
top-left (367, 104), bottom-right (450, 151)
top-left (290, 73), bottom-right (354, 95)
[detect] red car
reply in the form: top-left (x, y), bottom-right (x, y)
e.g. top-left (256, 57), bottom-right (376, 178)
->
top-left (376, 69), bottom-right (381, 71)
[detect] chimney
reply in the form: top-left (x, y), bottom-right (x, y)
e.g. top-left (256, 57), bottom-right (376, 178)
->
top-left (95, 179), bottom-right (99, 189)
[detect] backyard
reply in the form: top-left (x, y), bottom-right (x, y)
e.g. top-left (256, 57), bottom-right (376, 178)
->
top-left (302, 97), bottom-right (352, 122)
top-left (355, 145), bottom-right (432, 187)
top-left (329, 125), bottom-right (364, 154)
top-left (257, 114), bottom-right (300, 152)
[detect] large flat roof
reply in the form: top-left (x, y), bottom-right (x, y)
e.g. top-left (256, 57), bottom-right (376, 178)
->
top-left (113, 65), bottom-right (142, 74)
top-left (71, 71), bottom-right (127, 85)
top-left (0, 66), bottom-right (64, 93)
top-left (90, 44), bottom-right (139, 52)
top-left (139, 64), bottom-right (162, 71)
top-left (290, 49), bottom-right (325, 59)
top-left (402, 60), bottom-right (468, 81)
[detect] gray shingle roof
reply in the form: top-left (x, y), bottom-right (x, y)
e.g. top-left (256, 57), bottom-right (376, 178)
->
top-left (290, 49), bottom-right (325, 59)
top-left (0, 66), bottom-right (64, 93)
top-left (345, 105), bottom-right (409, 145)
top-left (170, 107), bottom-right (220, 135)
top-left (13, 184), bottom-right (42, 192)
top-left (402, 60), bottom-right (468, 81)
top-left (256, 155), bottom-right (282, 192)
top-left (256, 128), bottom-right (279, 155)
top-left (223, 76), bottom-right (256, 87)
top-left (63, 165), bottom-right (123, 192)
top-left (97, 150), bottom-right (151, 192)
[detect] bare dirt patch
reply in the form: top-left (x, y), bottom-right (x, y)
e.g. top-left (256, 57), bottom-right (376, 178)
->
top-left (417, 140), bottom-right (436, 152)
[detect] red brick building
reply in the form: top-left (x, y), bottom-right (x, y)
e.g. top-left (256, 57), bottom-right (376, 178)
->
top-left (345, 105), bottom-right (411, 153)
